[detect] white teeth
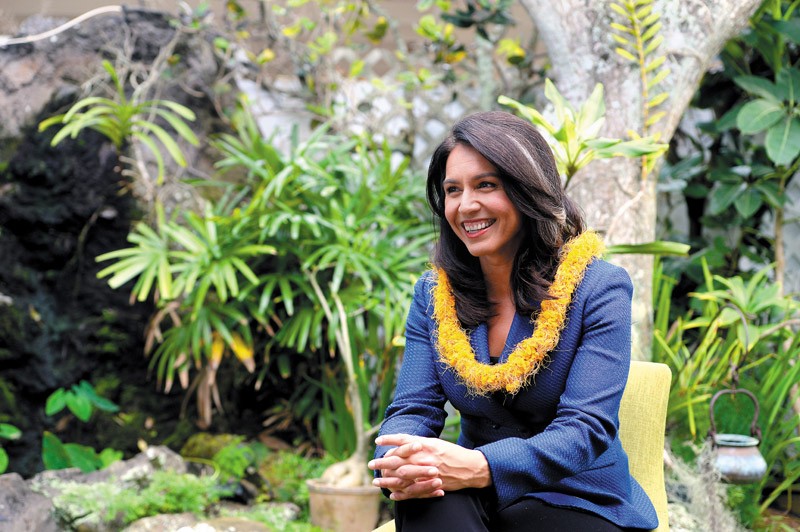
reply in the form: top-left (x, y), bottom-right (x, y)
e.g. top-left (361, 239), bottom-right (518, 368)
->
top-left (463, 220), bottom-right (494, 233)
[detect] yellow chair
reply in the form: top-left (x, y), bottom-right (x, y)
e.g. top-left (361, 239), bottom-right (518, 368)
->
top-left (373, 360), bottom-right (672, 532)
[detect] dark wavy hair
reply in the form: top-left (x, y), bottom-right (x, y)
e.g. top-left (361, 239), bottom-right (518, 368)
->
top-left (426, 111), bottom-right (585, 327)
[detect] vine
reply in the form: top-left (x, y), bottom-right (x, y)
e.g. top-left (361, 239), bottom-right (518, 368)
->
top-left (610, 0), bottom-right (670, 179)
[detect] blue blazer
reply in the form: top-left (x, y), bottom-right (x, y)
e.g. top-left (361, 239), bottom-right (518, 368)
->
top-left (376, 260), bottom-right (658, 530)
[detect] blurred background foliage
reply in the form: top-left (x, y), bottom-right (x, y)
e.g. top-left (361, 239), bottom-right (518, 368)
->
top-left (0, 0), bottom-right (798, 529)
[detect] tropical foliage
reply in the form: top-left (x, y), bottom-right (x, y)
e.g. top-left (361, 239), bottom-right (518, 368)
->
top-left (96, 101), bottom-right (434, 467)
top-left (653, 258), bottom-right (800, 527)
top-left (38, 60), bottom-right (199, 183)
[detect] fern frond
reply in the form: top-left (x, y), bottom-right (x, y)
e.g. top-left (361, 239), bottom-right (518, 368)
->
top-left (644, 55), bottom-right (666, 73)
top-left (648, 92), bottom-right (669, 108)
top-left (613, 34), bottom-right (633, 46)
top-left (610, 3), bottom-right (630, 18)
top-left (645, 111), bottom-right (667, 127)
top-left (607, 0), bottom-right (669, 178)
top-left (647, 69), bottom-right (670, 89)
top-left (616, 48), bottom-right (637, 62)
top-left (644, 34), bottom-right (664, 55)
top-left (610, 22), bottom-right (633, 34)
top-left (641, 21), bottom-right (662, 42)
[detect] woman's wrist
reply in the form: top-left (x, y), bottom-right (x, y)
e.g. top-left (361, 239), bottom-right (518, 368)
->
top-left (467, 449), bottom-right (492, 489)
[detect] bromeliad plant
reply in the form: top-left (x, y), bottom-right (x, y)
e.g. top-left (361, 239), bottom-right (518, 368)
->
top-left (499, 81), bottom-right (667, 190)
top-left (96, 104), bottom-right (434, 485)
top-left (500, 82), bottom-right (687, 258)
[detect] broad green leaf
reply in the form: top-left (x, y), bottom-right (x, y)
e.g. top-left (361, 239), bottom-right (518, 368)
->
top-left (45, 389), bottom-right (67, 416)
top-left (771, 19), bottom-right (800, 44)
top-left (736, 99), bottom-right (784, 134)
top-left (754, 181), bottom-right (785, 208)
top-left (765, 117), bottom-right (800, 166)
top-left (64, 443), bottom-right (102, 473)
top-left (0, 424), bottom-right (21, 440)
top-left (498, 95), bottom-right (556, 134)
top-left (42, 432), bottom-right (71, 470)
top-left (733, 75), bottom-right (781, 102)
top-left (708, 182), bottom-right (744, 215)
top-left (0, 448), bottom-right (7, 473)
top-left (733, 187), bottom-right (763, 219)
top-left (714, 103), bottom-right (744, 132)
top-left (90, 395), bottom-right (120, 413)
top-left (775, 67), bottom-right (800, 103)
top-left (577, 84), bottom-right (605, 133)
top-left (98, 448), bottom-right (123, 468)
top-left (65, 393), bottom-right (92, 422)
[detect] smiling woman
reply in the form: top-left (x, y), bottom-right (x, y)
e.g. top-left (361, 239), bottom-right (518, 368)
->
top-left (368, 111), bottom-right (659, 532)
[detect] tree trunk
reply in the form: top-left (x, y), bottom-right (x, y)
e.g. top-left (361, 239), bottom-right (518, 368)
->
top-left (518, 0), bottom-right (762, 360)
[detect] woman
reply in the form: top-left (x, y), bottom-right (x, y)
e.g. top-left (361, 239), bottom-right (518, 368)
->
top-left (367, 111), bottom-right (658, 531)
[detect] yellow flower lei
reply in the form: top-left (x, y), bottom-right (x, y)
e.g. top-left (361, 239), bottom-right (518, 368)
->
top-left (432, 231), bottom-right (605, 395)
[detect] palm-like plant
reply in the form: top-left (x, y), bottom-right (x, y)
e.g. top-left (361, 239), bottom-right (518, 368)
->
top-left (39, 60), bottom-right (199, 183)
top-left (96, 105), bottom-right (434, 477)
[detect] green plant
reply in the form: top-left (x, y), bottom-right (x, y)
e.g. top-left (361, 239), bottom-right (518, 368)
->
top-left (258, 450), bottom-right (335, 510)
top-left (653, 259), bottom-right (800, 527)
top-left (95, 101), bottom-right (433, 470)
top-left (45, 380), bottom-right (119, 422)
top-left (39, 60), bottom-right (199, 183)
top-left (41, 381), bottom-right (123, 472)
top-left (499, 81), bottom-right (667, 189)
top-left (660, 0), bottom-right (800, 293)
top-left (500, 82), bottom-right (686, 259)
top-left (0, 423), bottom-right (21, 473)
top-left (50, 470), bottom-right (222, 527)
top-left (42, 431), bottom-right (122, 473)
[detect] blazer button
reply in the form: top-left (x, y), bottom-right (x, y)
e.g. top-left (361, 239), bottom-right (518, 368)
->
top-left (491, 423), bottom-right (500, 429)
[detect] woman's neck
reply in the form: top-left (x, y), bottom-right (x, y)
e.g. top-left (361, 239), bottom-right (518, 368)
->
top-left (480, 256), bottom-right (514, 303)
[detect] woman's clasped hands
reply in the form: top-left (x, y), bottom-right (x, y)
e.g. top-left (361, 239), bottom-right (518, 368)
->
top-left (367, 434), bottom-right (492, 501)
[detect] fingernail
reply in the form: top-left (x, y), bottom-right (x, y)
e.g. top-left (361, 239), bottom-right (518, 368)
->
top-left (375, 437), bottom-right (383, 445)
top-left (372, 479), bottom-right (380, 486)
top-left (428, 468), bottom-right (437, 476)
top-left (367, 460), bottom-right (375, 469)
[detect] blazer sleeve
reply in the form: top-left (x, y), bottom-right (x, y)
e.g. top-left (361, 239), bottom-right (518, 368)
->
top-left (375, 273), bottom-right (449, 460)
top-left (476, 264), bottom-right (634, 509)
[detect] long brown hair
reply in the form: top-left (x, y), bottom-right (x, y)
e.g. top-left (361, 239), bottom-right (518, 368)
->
top-left (426, 111), bottom-right (585, 327)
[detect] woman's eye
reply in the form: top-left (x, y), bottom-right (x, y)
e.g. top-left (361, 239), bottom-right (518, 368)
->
top-left (478, 181), bottom-right (497, 189)
top-left (445, 186), bottom-right (460, 194)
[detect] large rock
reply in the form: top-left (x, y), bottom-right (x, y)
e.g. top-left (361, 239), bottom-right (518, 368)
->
top-left (0, 472), bottom-right (59, 532)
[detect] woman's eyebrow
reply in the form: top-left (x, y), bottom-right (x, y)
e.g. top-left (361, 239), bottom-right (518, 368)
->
top-left (443, 172), bottom-right (499, 184)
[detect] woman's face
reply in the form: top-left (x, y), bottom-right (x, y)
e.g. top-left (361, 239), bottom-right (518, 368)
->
top-left (443, 144), bottom-right (523, 266)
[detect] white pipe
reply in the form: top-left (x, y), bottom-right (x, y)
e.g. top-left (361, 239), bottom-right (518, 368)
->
top-left (0, 5), bottom-right (124, 47)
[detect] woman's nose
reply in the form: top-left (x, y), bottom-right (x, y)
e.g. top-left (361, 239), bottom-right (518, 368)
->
top-left (459, 190), bottom-right (479, 213)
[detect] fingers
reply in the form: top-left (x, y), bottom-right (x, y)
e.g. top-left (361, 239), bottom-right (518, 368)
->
top-left (387, 478), bottom-right (445, 501)
top-left (373, 464), bottom-right (439, 483)
top-left (375, 433), bottom-right (420, 448)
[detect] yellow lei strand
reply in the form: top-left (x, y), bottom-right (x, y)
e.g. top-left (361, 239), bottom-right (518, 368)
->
top-left (432, 231), bottom-right (605, 395)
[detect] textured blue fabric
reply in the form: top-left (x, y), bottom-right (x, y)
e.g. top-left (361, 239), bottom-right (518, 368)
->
top-left (376, 260), bottom-right (658, 530)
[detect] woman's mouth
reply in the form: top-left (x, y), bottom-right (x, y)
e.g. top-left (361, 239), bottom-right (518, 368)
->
top-left (462, 219), bottom-right (495, 235)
